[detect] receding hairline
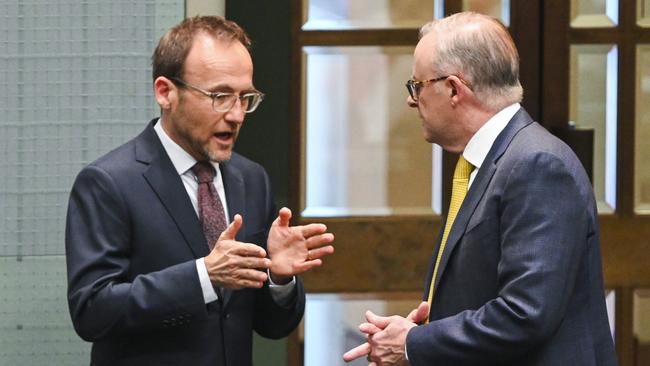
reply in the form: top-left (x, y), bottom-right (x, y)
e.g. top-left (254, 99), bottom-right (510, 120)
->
top-left (421, 12), bottom-right (509, 41)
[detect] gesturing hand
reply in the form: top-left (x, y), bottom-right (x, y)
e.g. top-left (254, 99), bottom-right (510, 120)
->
top-left (204, 214), bottom-right (271, 289)
top-left (267, 207), bottom-right (335, 283)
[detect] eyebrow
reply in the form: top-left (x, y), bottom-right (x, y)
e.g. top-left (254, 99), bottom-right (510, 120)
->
top-left (206, 83), bottom-right (257, 94)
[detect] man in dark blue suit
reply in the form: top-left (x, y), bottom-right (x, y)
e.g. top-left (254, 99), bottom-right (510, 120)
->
top-left (344, 12), bottom-right (617, 365)
top-left (66, 16), bottom-right (334, 365)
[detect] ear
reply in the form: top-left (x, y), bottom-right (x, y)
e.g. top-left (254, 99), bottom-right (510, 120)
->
top-left (446, 75), bottom-right (470, 104)
top-left (153, 77), bottom-right (177, 111)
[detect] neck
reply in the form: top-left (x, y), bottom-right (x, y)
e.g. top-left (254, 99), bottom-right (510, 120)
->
top-left (445, 104), bottom-right (495, 154)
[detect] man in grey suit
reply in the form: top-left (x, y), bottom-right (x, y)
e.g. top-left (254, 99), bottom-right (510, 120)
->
top-left (344, 12), bottom-right (617, 365)
top-left (66, 16), bottom-right (334, 365)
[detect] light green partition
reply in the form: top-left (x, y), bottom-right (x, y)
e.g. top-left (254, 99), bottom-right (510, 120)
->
top-left (0, 1), bottom-right (183, 364)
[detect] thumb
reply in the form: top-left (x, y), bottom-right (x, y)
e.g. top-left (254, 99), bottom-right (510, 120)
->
top-left (219, 214), bottom-right (243, 241)
top-left (407, 301), bottom-right (430, 324)
top-left (365, 310), bottom-right (391, 329)
top-left (273, 207), bottom-right (292, 228)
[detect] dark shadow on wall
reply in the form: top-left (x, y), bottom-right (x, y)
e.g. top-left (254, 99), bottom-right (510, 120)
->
top-left (227, 2), bottom-right (293, 365)
top-left (228, 0), bottom-right (292, 209)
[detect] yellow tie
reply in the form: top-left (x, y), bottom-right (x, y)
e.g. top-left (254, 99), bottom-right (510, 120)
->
top-left (426, 155), bottom-right (474, 320)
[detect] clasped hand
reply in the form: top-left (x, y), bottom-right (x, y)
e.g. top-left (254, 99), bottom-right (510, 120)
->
top-left (204, 208), bottom-right (334, 289)
top-left (343, 302), bottom-right (429, 366)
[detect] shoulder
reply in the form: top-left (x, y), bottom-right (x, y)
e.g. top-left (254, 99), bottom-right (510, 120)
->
top-left (499, 122), bottom-right (595, 204)
top-left (227, 152), bottom-right (269, 178)
top-left (503, 122), bottom-right (584, 174)
top-left (75, 124), bottom-right (152, 185)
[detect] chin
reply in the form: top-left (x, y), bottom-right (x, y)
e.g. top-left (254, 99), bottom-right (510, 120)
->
top-left (207, 149), bottom-right (233, 163)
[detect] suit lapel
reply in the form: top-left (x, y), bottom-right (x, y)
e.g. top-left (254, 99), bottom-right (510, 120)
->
top-left (137, 121), bottom-right (209, 259)
top-left (219, 159), bottom-right (246, 309)
top-left (432, 109), bottom-right (534, 292)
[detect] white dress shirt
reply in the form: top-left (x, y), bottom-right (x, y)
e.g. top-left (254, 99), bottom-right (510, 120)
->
top-left (154, 120), bottom-right (294, 304)
top-left (463, 103), bottom-right (521, 186)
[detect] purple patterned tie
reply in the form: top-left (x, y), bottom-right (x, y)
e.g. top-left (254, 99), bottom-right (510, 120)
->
top-left (192, 162), bottom-right (227, 251)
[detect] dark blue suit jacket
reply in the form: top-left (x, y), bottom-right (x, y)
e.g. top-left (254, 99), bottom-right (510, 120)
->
top-left (66, 120), bottom-right (304, 366)
top-left (406, 109), bottom-right (617, 365)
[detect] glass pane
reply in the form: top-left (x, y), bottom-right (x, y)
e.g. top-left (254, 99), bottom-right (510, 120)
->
top-left (462, 0), bottom-right (510, 26)
top-left (570, 0), bottom-right (618, 27)
top-left (0, 0), bottom-right (184, 364)
top-left (605, 289), bottom-right (616, 339)
top-left (639, 0), bottom-right (650, 27)
top-left (635, 45), bottom-right (650, 213)
top-left (634, 289), bottom-right (650, 364)
top-left (303, 46), bottom-right (442, 217)
top-left (0, 256), bottom-right (85, 364)
top-left (569, 44), bottom-right (618, 213)
top-left (304, 293), bottom-right (420, 366)
top-left (303, 0), bottom-right (435, 30)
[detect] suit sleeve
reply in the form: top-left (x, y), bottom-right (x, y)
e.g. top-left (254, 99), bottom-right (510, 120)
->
top-left (406, 152), bottom-right (590, 364)
top-left (66, 165), bottom-right (206, 341)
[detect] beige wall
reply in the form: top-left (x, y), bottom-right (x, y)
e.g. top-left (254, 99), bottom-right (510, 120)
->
top-left (186, 0), bottom-right (225, 17)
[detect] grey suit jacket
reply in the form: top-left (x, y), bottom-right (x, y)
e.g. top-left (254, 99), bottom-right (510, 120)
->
top-left (66, 119), bottom-right (304, 366)
top-left (406, 108), bottom-right (617, 365)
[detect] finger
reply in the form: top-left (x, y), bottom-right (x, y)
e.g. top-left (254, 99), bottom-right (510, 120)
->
top-left (305, 245), bottom-right (335, 260)
top-left (218, 214), bottom-right (243, 241)
top-left (288, 258), bottom-right (323, 274)
top-left (366, 310), bottom-right (391, 329)
top-left (342, 342), bottom-right (371, 362)
top-left (224, 278), bottom-right (265, 290)
top-left (406, 308), bottom-right (417, 322)
top-left (306, 233), bottom-right (335, 250)
top-left (231, 242), bottom-right (267, 258)
top-left (240, 256), bottom-right (271, 270)
top-left (236, 268), bottom-right (268, 283)
top-left (221, 270), bottom-right (268, 289)
top-left (407, 301), bottom-right (430, 324)
top-left (359, 322), bottom-right (382, 335)
top-left (300, 223), bottom-right (328, 238)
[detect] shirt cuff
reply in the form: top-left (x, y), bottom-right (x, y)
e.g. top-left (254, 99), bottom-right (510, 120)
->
top-left (267, 270), bottom-right (296, 306)
top-left (196, 258), bottom-right (218, 304)
top-left (404, 340), bottom-right (409, 361)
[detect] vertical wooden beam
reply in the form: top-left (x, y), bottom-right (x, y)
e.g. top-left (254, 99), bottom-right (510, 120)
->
top-left (617, 0), bottom-right (637, 217)
top-left (542, 0), bottom-right (570, 129)
top-left (287, 328), bottom-right (303, 366)
top-left (616, 287), bottom-right (635, 366)
top-left (510, 0), bottom-right (542, 121)
top-left (289, 2), bottom-right (305, 365)
top-left (289, 0), bottom-right (304, 217)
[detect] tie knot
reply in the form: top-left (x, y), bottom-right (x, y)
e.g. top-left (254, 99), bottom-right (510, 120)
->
top-left (192, 161), bottom-right (216, 184)
top-left (454, 156), bottom-right (474, 180)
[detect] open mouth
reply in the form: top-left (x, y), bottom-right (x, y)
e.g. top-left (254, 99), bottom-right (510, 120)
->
top-left (214, 132), bottom-right (234, 142)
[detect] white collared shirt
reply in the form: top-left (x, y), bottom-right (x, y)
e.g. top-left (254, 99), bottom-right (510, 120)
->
top-left (463, 103), bottom-right (521, 187)
top-left (154, 120), bottom-right (294, 304)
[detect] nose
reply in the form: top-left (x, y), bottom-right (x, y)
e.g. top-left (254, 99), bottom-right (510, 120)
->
top-left (407, 95), bottom-right (418, 108)
top-left (224, 98), bottom-right (246, 124)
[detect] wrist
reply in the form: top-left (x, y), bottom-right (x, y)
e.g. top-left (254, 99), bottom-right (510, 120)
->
top-left (268, 270), bottom-right (291, 285)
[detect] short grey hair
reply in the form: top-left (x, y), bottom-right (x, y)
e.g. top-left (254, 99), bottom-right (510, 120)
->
top-left (420, 12), bottom-right (523, 111)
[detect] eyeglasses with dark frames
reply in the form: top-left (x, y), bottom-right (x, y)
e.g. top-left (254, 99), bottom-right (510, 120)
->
top-left (406, 75), bottom-right (473, 102)
top-left (171, 77), bottom-right (265, 113)
top-left (405, 76), bottom-right (449, 102)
